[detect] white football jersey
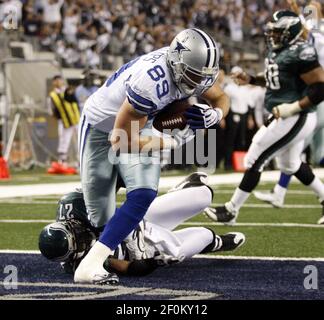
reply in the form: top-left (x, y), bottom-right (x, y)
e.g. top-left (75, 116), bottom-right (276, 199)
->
top-left (310, 32), bottom-right (324, 67)
top-left (83, 47), bottom-right (188, 133)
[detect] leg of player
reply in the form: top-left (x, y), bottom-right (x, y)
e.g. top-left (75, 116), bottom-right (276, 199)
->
top-left (253, 172), bottom-right (292, 208)
top-left (74, 149), bottom-right (160, 284)
top-left (173, 228), bottom-right (245, 259)
top-left (204, 112), bottom-right (316, 225)
top-left (144, 172), bottom-right (213, 230)
top-left (293, 162), bottom-right (324, 225)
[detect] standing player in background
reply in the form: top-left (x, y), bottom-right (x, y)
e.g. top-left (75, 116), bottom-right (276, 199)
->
top-left (47, 75), bottom-right (80, 175)
top-left (74, 28), bottom-right (230, 284)
top-left (204, 10), bottom-right (324, 226)
top-left (252, 2), bottom-right (324, 224)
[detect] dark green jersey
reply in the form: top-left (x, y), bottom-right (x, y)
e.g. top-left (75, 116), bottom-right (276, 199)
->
top-left (264, 40), bottom-right (320, 113)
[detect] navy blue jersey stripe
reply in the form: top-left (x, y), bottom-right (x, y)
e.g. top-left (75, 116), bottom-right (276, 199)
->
top-left (127, 97), bottom-right (154, 115)
top-left (126, 85), bottom-right (157, 109)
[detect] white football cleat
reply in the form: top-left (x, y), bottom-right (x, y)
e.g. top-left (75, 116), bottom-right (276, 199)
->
top-left (74, 261), bottom-right (119, 285)
top-left (74, 241), bottom-right (119, 285)
top-left (317, 215), bottom-right (324, 225)
top-left (318, 202), bottom-right (324, 225)
top-left (253, 190), bottom-right (284, 208)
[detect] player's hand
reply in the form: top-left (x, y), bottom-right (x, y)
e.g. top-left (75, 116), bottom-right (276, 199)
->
top-left (231, 71), bottom-right (251, 85)
top-left (272, 101), bottom-right (302, 119)
top-left (173, 124), bottom-right (195, 147)
top-left (184, 104), bottom-right (223, 129)
top-left (153, 251), bottom-right (184, 266)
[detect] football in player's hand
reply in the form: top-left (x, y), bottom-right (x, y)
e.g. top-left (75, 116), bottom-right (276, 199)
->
top-left (152, 99), bottom-right (190, 132)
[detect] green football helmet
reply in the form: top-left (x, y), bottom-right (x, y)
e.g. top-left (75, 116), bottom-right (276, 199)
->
top-left (38, 220), bottom-right (96, 262)
top-left (56, 190), bottom-right (89, 225)
top-left (265, 10), bottom-right (303, 50)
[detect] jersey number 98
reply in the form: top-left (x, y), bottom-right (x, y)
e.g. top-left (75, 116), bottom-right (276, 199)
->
top-left (265, 62), bottom-right (280, 90)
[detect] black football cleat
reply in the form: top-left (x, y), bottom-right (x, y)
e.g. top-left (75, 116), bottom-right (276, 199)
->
top-left (215, 232), bottom-right (246, 252)
top-left (168, 172), bottom-right (209, 193)
top-left (204, 206), bottom-right (236, 225)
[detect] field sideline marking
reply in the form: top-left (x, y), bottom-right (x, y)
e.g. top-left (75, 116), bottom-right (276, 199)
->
top-left (0, 250), bottom-right (323, 261)
top-left (0, 219), bottom-right (323, 228)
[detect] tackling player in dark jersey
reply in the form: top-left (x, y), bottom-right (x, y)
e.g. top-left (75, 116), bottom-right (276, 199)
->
top-left (204, 10), bottom-right (324, 225)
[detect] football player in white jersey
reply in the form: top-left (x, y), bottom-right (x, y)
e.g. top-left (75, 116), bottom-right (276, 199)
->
top-left (75, 28), bottom-right (230, 284)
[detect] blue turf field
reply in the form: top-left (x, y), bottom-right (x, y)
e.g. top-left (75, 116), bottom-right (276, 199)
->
top-left (0, 253), bottom-right (323, 300)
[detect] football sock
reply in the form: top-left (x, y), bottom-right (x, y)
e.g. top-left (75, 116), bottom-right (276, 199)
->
top-left (228, 187), bottom-right (250, 212)
top-left (278, 172), bottom-right (292, 188)
top-left (309, 177), bottom-right (324, 203)
top-left (273, 184), bottom-right (287, 201)
top-left (99, 188), bottom-right (157, 250)
top-left (144, 185), bottom-right (213, 230)
top-left (239, 169), bottom-right (261, 192)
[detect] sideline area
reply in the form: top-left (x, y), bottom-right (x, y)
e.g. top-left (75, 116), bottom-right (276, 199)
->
top-left (2, 169), bottom-right (324, 199)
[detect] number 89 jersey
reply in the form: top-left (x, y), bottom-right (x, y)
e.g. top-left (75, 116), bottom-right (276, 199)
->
top-left (84, 47), bottom-right (187, 133)
top-left (264, 40), bottom-right (320, 113)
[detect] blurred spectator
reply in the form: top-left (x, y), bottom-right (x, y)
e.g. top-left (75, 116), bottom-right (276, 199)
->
top-left (75, 69), bottom-right (99, 111)
top-left (223, 66), bottom-right (252, 170)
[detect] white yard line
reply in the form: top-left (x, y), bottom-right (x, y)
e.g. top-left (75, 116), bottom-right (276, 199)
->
top-left (0, 250), bottom-right (323, 261)
top-left (0, 219), bottom-right (54, 223)
top-left (2, 168), bottom-right (324, 198)
top-left (182, 222), bottom-right (324, 228)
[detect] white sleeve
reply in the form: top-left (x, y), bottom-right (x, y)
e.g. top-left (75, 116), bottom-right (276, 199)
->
top-left (126, 72), bottom-right (159, 115)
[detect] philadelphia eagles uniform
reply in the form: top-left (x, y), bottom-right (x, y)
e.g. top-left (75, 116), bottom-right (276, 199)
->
top-left (42, 174), bottom-right (245, 276)
top-left (264, 41), bottom-right (319, 112)
top-left (207, 10), bottom-right (324, 225)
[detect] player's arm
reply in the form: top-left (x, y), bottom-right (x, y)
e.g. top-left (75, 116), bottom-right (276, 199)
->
top-left (107, 257), bottom-right (160, 276)
top-left (202, 81), bottom-right (230, 118)
top-left (184, 82), bottom-right (230, 129)
top-left (273, 66), bottom-right (324, 118)
top-left (110, 99), bottom-right (177, 153)
top-left (231, 71), bottom-right (266, 87)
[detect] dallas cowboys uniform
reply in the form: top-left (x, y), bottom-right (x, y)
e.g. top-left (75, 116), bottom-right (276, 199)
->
top-left (78, 47), bottom-right (188, 228)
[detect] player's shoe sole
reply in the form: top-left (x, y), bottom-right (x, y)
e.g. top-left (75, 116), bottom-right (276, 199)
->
top-left (253, 191), bottom-right (284, 208)
top-left (317, 215), bottom-right (324, 225)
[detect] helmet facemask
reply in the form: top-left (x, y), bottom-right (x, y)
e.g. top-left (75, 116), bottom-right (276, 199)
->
top-left (169, 58), bottom-right (219, 95)
top-left (265, 13), bottom-right (303, 50)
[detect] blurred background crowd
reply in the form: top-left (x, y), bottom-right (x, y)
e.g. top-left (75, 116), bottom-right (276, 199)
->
top-left (0, 0), bottom-right (301, 69)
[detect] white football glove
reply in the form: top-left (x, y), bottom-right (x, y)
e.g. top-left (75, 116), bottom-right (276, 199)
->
top-left (272, 101), bottom-right (302, 119)
top-left (185, 103), bottom-right (223, 129)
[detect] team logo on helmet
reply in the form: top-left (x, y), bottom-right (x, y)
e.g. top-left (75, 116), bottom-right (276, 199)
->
top-left (172, 41), bottom-right (190, 55)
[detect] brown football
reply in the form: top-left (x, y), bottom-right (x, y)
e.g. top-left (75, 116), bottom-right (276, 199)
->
top-left (152, 99), bottom-right (190, 132)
